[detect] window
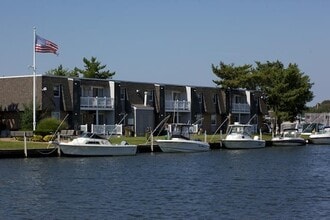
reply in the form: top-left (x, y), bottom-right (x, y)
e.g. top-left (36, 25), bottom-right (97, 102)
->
top-left (127, 118), bottom-right (134, 125)
top-left (120, 88), bottom-right (126, 100)
top-left (147, 90), bottom-right (154, 102)
top-left (53, 85), bottom-right (60, 97)
top-left (172, 92), bottom-right (181, 101)
top-left (93, 87), bottom-right (104, 97)
top-left (213, 94), bottom-right (218, 104)
top-left (81, 86), bottom-right (91, 96)
top-left (195, 114), bottom-right (203, 125)
top-left (94, 113), bottom-right (104, 124)
top-left (197, 94), bottom-right (202, 104)
top-left (211, 114), bottom-right (217, 125)
top-left (51, 111), bottom-right (60, 120)
top-left (234, 95), bottom-right (247, 104)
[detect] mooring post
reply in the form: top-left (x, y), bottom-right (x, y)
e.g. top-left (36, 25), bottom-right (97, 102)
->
top-left (24, 132), bottom-right (27, 158)
top-left (57, 132), bottom-right (61, 156)
top-left (151, 133), bottom-right (154, 152)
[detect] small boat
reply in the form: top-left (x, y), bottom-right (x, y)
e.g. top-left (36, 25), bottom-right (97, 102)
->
top-left (59, 132), bottom-right (137, 156)
top-left (221, 122), bottom-right (265, 149)
top-left (271, 129), bottom-right (306, 146)
top-left (309, 126), bottom-right (330, 145)
top-left (156, 123), bottom-right (210, 153)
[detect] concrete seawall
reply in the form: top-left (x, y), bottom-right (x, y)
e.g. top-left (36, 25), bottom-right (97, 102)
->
top-left (0, 148), bottom-right (59, 158)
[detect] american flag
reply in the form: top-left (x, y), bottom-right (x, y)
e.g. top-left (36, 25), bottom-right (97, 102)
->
top-left (35, 35), bottom-right (58, 54)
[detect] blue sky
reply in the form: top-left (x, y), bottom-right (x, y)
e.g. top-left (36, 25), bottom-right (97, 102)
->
top-left (1, 0), bottom-right (329, 106)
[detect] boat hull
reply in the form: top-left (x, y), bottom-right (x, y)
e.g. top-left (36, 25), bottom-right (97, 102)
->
top-left (308, 136), bottom-right (330, 145)
top-left (156, 139), bottom-right (210, 153)
top-left (59, 143), bottom-right (137, 156)
top-left (221, 139), bottom-right (266, 149)
top-left (271, 138), bottom-right (306, 147)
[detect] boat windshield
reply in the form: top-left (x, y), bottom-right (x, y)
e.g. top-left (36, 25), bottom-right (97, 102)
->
top-left (229, 125), bottom-right (252, 136)
top-left (282, 129), bottom-right (299, 138)
top-left (169, 123), bottom-right (193, 139)
top-left (81, 132), bottom-right (105, 139)
top-left (319, 127), bottom-right (330, 134)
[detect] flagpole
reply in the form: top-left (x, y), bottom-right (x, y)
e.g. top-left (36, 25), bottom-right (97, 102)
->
top-left (33, 27), bottom-right (36, 131)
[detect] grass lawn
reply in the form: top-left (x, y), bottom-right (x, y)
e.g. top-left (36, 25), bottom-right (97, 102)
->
top-left (0, 139), bottom-right (50, 150)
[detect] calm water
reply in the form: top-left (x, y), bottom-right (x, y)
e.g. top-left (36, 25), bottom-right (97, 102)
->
top-left (0, 145), bottom-right (329, 219)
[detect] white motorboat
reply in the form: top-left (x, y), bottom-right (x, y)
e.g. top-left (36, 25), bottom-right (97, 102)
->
top-left (59, 132), bottom-right (137, 156)
top-left (271, 129), bottom-right (306, 146)
top-left (309, 126), bottom-right (330, 145)
top-left (221, 122), bottom-right (266, 149)
top-left (156, 123), bottom-right (210, 153)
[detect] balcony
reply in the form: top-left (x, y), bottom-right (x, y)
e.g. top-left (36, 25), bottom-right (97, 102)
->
top-left (165, 100), bottom-right (191, 112)
top-left (231, 103), bottom-right (250, 113)
top-left (80, 97), bottom-right (114, 110)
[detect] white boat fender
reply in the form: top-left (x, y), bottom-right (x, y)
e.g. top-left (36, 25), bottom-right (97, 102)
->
top-left (49, 140), bottom-right (59, 145)
top-left (120, 140), bottom-right (128, 145)
top-left (253, 136), bottom-right (260, 140)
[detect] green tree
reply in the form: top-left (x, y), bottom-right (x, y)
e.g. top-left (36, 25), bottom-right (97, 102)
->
top-left (45, 65), bottom-right (78, 77)
top-left (75, 56), bottom-right (115, 79)
top-left (212, 60), bottom-right (314, 126)
top-left (256, 61), bottom-right (314, 122)
top-left (212, 62), bottom-right (255, 89)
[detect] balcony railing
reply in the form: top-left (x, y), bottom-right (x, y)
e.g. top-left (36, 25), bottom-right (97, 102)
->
top-left (80, 124), bottom-right (123, 135)
top-left (231, 103), bottom-right (250, 113)
top-left (80, 97), bottom-right (114, 110)
top-left (165, 100), bottom-right (191, 112)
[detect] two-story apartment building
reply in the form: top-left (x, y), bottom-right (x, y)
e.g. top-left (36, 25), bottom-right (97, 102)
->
top-left (0, 75), bottom-right (266, 137)
top-left (0, 75), bottom-right (75, 131)
top-left (227, 88), bottom-right (267, 132)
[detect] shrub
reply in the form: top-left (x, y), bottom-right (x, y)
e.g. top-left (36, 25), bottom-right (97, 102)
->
top-left (31, 135), bottom-right (43, 142)
top-left (35, 117), bottom-right (68, 136)
top-left (20, 103), bottom-right (33, 130)
top-left (43, 134), bottom-right (57, 142)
